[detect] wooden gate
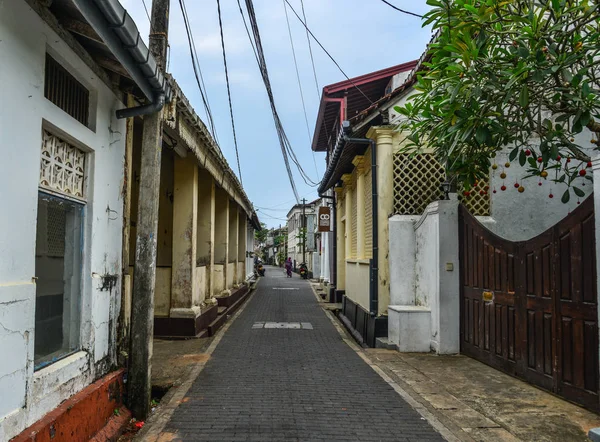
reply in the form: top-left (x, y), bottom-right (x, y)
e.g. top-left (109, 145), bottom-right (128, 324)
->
top-left (459, 197), bottom-right (599, 410)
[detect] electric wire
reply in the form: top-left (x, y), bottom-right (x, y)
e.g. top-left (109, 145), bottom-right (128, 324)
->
top-left (179, 0), bottom-right (219, 143)
top-left (299, 0), bottom-right (320, 98)
top-left (140, 0), bottom-right (151, 22)
top-left (379, 0), bottom-right (423, 18)
top-left (240, 0), bottom-right (301, 200)
top-left (216, 0), bottom-right (243, 184)
top-left (283, 0), bottom-right (373, 105)
top-left (282, 0), bottom-right (319, 177)
top-left (241, 0), bottom-right (319, 188)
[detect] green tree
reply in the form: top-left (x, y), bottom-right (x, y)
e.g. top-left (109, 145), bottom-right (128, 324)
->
top-left (396, 0), bottom-right (600, 202)
top-left (254, 223), bottom-right (268, 245)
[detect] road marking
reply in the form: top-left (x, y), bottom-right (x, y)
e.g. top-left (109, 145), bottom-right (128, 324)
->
top-left (272, 287), bottom-right (299, 290)
top-left (252, 322), bottom-right (313, 329)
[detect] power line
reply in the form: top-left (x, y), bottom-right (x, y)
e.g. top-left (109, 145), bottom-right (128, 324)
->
top-left (216, 0), bottom-right (243, 184)
top-left (282, 0), bottom-right (318, 177)
top-left (240, 0), bottom-right (301, 200)
top-left (379, 0), bottom-right (423, 18)
top-left (283, 0), bottom-right (374, 105)
top-left (140, 0), bottom-right (151, 22)
top-left (299, 0), bottom-right (320, 99)
top-left (179, 0), bottom-right (219, 142)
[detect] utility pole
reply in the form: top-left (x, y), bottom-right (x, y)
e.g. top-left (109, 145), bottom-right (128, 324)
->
top-left (302, 198), bottom-right (306, 265)
top-left (129, 0), bottom-right (170, 420)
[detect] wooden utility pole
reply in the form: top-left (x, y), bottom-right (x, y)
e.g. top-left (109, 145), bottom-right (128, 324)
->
top-left (302, 198), bottom-right (306, 265)
top-left (129, 0), bottom-right (170, 420)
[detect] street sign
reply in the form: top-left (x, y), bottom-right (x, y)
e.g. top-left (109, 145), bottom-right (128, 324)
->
top-left (318, 207), bottom-right (331, 232)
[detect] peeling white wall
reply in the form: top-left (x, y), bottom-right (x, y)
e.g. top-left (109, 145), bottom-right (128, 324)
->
top-left (0, 0), bottom-right (125, 439)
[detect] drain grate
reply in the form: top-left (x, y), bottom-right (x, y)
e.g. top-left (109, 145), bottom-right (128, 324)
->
top-left (252, 322), bottom-right (313, 329)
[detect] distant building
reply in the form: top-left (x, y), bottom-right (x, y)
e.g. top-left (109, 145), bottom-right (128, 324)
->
top-left (286, 200), bottom-right (319, 275)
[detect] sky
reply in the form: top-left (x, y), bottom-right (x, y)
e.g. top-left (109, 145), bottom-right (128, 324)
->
top-left (120, 0), bottom-right (434, 228)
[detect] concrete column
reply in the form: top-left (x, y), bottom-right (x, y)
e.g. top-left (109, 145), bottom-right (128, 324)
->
top-left (369, 127), bottom-right (395, 315)
top-left (170, 156), bottom-right (199, 316)
top-left (214, 187), bottom-right (229, 295)
top-left (228, 204), bottom-right (239, 286)
top-left (335, 187), bottom-right (346, 290)
top-left (197, 169), bottom-right (214, 299)
top-left (353, 156), bottom-right (366, 259)
top-left (238, 214), bottom-right (246, 281)
top-left (343, 176), bottom-right (353, 260)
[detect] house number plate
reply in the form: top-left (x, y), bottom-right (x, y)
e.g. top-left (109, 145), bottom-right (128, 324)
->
top-left (482, 291), bottom-right (494, 302)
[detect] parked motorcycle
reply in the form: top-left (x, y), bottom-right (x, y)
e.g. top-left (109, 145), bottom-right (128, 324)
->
top-left (299, 263), bottom-right (308, 280)
top-left (257, 263), bottom-right (265, 277)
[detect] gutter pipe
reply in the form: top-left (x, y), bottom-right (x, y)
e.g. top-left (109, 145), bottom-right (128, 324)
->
top-left (343, 132), bottom-right (378, 317)
top-left (72, 0), bottom-right (172, 118)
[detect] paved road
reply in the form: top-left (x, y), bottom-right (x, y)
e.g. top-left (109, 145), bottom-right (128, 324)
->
top-left (162, 266), bottom-right (443, 441)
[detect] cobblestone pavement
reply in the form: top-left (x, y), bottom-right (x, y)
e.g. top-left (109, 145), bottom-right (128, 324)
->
top-left (162, 266), bottom-right (443, 441)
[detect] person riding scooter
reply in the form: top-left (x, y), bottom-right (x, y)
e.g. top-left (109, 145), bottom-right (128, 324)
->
top-left (299, 262), bottom-right (308, 279)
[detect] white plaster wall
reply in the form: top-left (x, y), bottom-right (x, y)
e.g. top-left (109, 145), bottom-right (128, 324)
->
top-left (0, 1), bottom-right (125, 438)
top-left (213, 264), bottom-right (225, 294)
top-left (388, 215), bottom-right (419, 306)
top-left (194, 266), bottom-right (206, 304)
top-left (486, 148), bottom-right (593, 241)
top-left (226, 263), bottom-right (235, 289)
top-left (345, 261), bottom-right (370, 311)
top-left (246, 227), bottom-right (254, 280)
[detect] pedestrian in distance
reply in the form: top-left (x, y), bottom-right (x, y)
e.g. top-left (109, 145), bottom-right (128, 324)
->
top-left (285, 257), bottom-right (293, 278)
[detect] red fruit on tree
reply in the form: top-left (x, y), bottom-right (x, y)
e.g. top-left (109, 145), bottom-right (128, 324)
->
top-left (514, 182), bottom-right (520, 188)
top-left (501, 185), bottom-right (507, 191)
top-left (463, 190), bottom-right (470, 196)
top-left (525, 149), bottom-right (531, 156)
top-left (537, 157), bottom-right (543, 163)
top-left (587, 161), bottom-right (593, 168)
top-left (538, 182), bottom-right (542, 186)
top-left (556, 155), bottom-right (561, 161)
top-left (580, 169), bottom-right (587, 177)
top-left (567, 158), bottom-right (571, 163)
top-left (549, 194), bottom-right (554, 198)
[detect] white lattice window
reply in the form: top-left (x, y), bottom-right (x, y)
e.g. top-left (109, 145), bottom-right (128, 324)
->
top-left (40, 130), bottom-right (86, 199)
top-left (393, 153), bottom-right (490, 216)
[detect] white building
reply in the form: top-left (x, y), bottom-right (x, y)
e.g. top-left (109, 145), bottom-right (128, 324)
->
top-left (286, 200), bottom-right (318, 274)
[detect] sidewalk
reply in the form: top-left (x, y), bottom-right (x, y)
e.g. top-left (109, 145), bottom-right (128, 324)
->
top-left (308, 281), bottom-right (600, 442)
top-left (360, 349), bottom-right (600, 441)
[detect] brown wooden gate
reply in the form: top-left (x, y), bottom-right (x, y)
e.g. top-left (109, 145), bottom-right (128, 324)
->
top-left (459, 196), bottom-right (599, 410)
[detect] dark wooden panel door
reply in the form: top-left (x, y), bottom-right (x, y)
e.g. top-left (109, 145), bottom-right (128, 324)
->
top-left (459, 208), bottom-right (519, 376)
top-left (554, 197), bottom-right (599, 409)
top-left (459, 197), bottom-right (598, 411)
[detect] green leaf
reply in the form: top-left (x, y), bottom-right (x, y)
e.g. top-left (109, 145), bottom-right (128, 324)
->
top-left (582, 82), bottom-right (591, 98)
top-left (519, 150), bottom-right (527, 166)
top-left (475, 127), bottom-right (490, 145)
top-left (509, 147), bottom-right (519, 162)
top-left (573, 187), bottom-right (585, 198)
top-left (519, 85), bottom-right (529, 108)
top-left (561, 189), bottom-right (570, 204)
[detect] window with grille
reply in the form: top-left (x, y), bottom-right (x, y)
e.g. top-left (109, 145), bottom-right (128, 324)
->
top-left (392, 153), bottom-right (490, 216)
top-left (44, 54), bottom-right (90, 126)
top-left (35, 130), bottom-right (86, 370)
top-left (351, 173), bottom-right (358, 259)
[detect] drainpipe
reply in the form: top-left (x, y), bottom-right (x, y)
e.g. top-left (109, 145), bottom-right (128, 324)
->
top-left (116, 93), bottom-right (165, 119)
top-left (343, 127), bottom-right (378, 317)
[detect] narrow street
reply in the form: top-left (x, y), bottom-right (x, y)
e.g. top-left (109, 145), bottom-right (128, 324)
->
top-left (153, 266), bottom-right (443, 441)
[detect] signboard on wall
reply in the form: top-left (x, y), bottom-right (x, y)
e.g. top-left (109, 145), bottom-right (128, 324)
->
top-left (318, 207), bottom-right (331, 232)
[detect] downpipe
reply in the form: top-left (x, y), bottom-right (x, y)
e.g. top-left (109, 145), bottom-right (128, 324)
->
top-left (116, 93), bottom-right (165, 119)
top-left (343, 130), bottom-right (378, 317)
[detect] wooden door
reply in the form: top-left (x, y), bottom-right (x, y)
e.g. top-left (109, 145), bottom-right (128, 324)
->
top-left (459, 197), bottom-right (599, 411)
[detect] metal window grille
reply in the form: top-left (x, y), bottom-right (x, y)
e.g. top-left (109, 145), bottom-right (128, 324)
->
top-left (350, 172), bottom-right (358, 259)
top-left (40, 131), bottom-right (86, 199)
top-left (364, 152), bottom-right (373, 259)
top-left (393, 153), bottom-right (490, 216)
top-left (44, 54), bottom-right (90, 126)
